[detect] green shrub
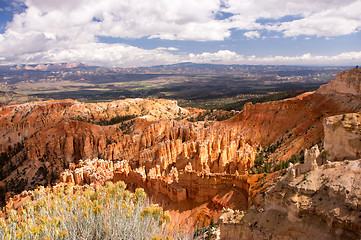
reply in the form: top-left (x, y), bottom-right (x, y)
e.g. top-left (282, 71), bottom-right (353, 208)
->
top-left (0, 182), bottom-right (193, 239)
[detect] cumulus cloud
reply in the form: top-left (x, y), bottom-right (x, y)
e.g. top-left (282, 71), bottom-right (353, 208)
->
top-left (244, 31), bottom-right (260, 39)
top-left (188, 50), bottom-right (361, 66)
top-left (274, 1), bottom-right (361, 37)
top-left (0, 43), bottom-right (183, 67)
top-left (5, 0), bottom-right (228, 41)
top-left (0, 0), bottom-right (360, 66)
top-left (226, 0), bottom-right (361, 37)
top-left (189, 50), bottom-right (243, 63)
top-left (156, 47), bottom-right (179, 51)
top-left (1, 42), bottom-right (360, 67)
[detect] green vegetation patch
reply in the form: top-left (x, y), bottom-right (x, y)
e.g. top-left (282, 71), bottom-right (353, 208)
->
top-left (220, 91), bottom-right (305, 111)
top-left (249, 144), bottom-right (304, 175)
top-left (95, 114), bottom-right (138, 126)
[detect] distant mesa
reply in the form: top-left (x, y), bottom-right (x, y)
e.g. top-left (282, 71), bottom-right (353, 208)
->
top-left (4, 62), bottom-right (351, 75)
top-left (10, 62), bottom-right (88, 71)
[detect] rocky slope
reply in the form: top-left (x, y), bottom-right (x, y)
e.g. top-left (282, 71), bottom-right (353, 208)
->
top-left (219, 107), bottom-right (361, 240)
top-left (229, 69), bottom-right (361, 160)
top-left (318, 68), bottom-right (361, 95)
top-left (220, 159), bottom-right (361, 240)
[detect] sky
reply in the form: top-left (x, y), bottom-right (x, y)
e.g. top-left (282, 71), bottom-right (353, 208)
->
top-left (0, 0), bottom-right (360, 67)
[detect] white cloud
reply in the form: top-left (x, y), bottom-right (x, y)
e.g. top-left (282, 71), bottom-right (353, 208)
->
top-left (0, 0), bottom-right (360, 66)
top-left (244, 31), bottom-right (260, 39)
top-left (9, 0), bottom-right (228, 41)
top-left (0, 43), bottom-right (183, 67)
top-left (189, 50), bottom-right (244, 63)
top-left (225, 0), bottom-right (361, 37)
top-left (1, 42), bottom-right (361, 67)
top-left (187, 50), bottom-right (361, 65)
top-left (156, 47), bottom-right (179, 51)
top-left (276, 1), bottom-right (361, 37)
top-left (3, 0), bottom-right (359, 43)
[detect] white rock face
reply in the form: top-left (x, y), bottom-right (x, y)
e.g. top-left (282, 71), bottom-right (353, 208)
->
top-left (220, 159), bottom-right (361, 240)
top-left (323, 113), bottom-right (361, 161)
top-left (304, 145), bottom-right (320, 163)
top-left (303, 145), bottom-right (320, 171)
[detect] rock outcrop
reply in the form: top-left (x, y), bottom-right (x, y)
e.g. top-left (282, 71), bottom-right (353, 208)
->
top-left (298, 145), bottom-right (319, 174)
top-left (318, 68), bottom-right (361, 96)
top-left (60, 158), bottom-right (114, 186)
top-left (220, 159), bottom-right (361, 240)
top-left (323, 112), bottom-right (361, 161)
top-left (56, 157), bottom-right (252, 206)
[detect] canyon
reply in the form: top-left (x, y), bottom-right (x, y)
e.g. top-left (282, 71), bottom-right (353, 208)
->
top-left (0, 69), bottom-right (360, 238)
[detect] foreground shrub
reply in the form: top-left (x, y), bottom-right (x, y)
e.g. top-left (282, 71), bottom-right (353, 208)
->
top-left (0, 181), bottom-right (193, 239)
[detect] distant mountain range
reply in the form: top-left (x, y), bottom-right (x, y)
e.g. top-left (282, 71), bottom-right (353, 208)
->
top-left (8, 62), bottom-right (89, 71)
top-left (1, 62), bottom-right (351, 75)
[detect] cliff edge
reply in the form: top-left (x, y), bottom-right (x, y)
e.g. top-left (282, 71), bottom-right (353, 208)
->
top-left (317, 68), bottom-right (361, 96)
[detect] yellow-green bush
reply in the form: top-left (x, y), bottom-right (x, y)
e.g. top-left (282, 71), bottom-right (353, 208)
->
top-left (0, 181), bottom-right (193, 239)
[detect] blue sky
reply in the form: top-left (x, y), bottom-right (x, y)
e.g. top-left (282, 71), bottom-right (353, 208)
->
top-left (0, 0), bottom-right (360, 67)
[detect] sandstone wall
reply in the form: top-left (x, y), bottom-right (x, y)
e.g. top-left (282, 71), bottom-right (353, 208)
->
top-left (323, 113), bottom-right (361, 161)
